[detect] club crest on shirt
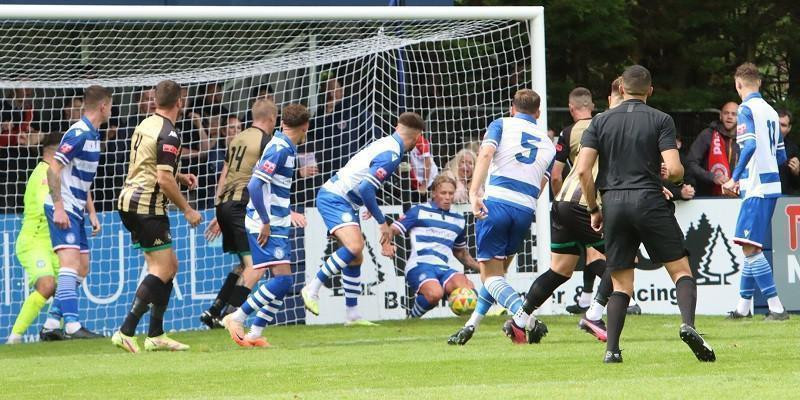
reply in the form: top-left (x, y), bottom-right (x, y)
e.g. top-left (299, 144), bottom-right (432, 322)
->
top-left (737, 124), bottom-right (747, 135)
top-left (556, 143), bottom-right (563, 152)
top-left (59, 143), bottom-right (73, 154)
top-left (375, 168), bottom-right (388, 180)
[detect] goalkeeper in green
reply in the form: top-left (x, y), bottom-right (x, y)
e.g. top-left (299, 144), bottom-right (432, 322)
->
top-left (6, 134), bottom-right (62, 344)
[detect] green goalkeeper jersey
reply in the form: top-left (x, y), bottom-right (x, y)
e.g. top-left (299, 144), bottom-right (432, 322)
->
top-left (17, 161), bottom-right (52, 242)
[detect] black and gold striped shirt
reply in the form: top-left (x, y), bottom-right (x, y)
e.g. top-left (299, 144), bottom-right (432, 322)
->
top-left (556, 117), bottom-right (600, 206)
top-left (216, 127), bottom-right (271, 205)
top-left (118, 114), bottom-right (181, 215)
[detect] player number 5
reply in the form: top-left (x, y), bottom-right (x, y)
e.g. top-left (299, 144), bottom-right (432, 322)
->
top-left (515, 132), bottom-right (540, 164)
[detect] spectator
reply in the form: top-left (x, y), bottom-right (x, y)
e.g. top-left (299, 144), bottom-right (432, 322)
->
top-left (408, 134), bottom-right (439, 194)
top-left (686, 101), bottom-right (739, 196)
top-left (308, 76), bottom-right (371, 184)
top-left (778, 109), bottom-right (800, 194)
top-left (194, 81), bottom-right (230, 119)
top-left (446, 148), bottom-right (478, 204)
top-left (1, 86), bottom-right (45, 147)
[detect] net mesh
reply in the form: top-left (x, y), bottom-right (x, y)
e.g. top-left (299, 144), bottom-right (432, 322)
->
top-left (0, 17), bottom-right (539, 340)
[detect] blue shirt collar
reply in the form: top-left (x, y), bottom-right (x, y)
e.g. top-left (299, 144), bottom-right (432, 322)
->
top-left (514, 112), bottom-right (537, 124)
top-left (744, 92), bottom-right (762, 102)
top-left (80, 115), bottom-right (97, 133)
top-left (275, 130), bottom-right (297, 152)
top-left (391, 132), bottom-right (405, 154)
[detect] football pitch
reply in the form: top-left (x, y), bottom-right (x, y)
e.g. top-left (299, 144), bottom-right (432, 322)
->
top-left (1, 315), bottom-right (797, 399)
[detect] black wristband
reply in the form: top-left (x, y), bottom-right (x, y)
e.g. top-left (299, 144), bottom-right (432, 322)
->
top-left (587, 205), bottom-right (600, 215)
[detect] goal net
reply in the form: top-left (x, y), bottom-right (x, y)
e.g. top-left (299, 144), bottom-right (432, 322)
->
top-left (0, 6), bottom-right (547, 340)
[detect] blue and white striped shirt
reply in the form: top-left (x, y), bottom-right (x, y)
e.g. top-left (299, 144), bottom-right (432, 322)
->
top-left (246, 131), bottom-right (296, 238)
top-left (482, 113), bottom-right (556, 213)
top-left (321, 133), bottom-right (404, 209)
top-left (44, 116), bottom-right (100, 216)
top-left (392, 202), bottom-right (467, 273)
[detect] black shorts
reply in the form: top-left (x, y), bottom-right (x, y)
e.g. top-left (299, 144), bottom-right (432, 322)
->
top-left (216, 200), bottom-right (249, 255)
top-left (118, 211), bottom-right (172, 252)
top-left (550, 201), bottom-right (605, 255)
top-left (602, 190), bottom-right (687, 271)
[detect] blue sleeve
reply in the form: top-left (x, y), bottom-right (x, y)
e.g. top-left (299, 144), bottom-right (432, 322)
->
top-left (247, 176), bottom-right (271, 224)
top-left (252, 144), bottom-right (288, 183)
top-left (732, 140), bottom-right (756, 181)
top-left (777, 132), bottom-right (787, 166)
top-left (366, 150), bottom-right (402, 188)
top-left (482, 119), bottom-right (503, 148)
top-left (358, 181), bottom-right (386, 224)
top-left (732, 106), bottom-right (756, 181)
top-left (391, 206), bottom-right (419, 235)
top-left (53, 128), bottom-right (88, 165)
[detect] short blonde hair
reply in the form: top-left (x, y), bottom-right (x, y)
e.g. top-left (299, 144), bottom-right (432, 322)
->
top-left (252, 98), bottom-right (277, 121)
top-left (431, 174), bottom-right (457, 192)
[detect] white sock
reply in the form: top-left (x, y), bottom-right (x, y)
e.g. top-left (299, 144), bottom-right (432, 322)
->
top-left (578, 292), bottom-right (592, 308)
top-left (65, 321), bottom-right (81, 335)
top-left (512, 307), bottom-right (529, 328)
top-left (246, 325), bottom-right (264, 339)
top-left (346, 306), bottom-right (361, 321)
top-left (43, 318), bottom-right (61, 330)
top-left (466, 312), bottom-right (484, 328)
top-left (736, 298), bottom-right (752, 316)
top-left (307, 277), bottom-right (324, 296)
top-left (231, 308), bottom-right (247, 323)
top-left (767, 296), bottom-right (785, 314)
top-left (7, 333), bottom-right (22, 342)
top-left (585, 301), bottom-right (605, 321)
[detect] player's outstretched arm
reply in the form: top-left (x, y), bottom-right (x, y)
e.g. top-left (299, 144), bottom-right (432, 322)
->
top-left (453, 247), bottom-right (480, 273)
top-left (157, 169), bottom-right (201, 227)
top-left (247, 176), bottom-right (272, 246)
top-left (46, 161), bottom-right (70, 229)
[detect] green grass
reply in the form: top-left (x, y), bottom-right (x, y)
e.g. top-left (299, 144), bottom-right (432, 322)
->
top-left (1, 315), bottom-right (798, 399)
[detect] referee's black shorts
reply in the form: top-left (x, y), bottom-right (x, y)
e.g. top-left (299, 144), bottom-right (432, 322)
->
top-left (216, 200), bottom-right (249, 255)
top-left (602, 189), bottom-right (687, 271)
top-left (550, 201), bottom-right (605, 255)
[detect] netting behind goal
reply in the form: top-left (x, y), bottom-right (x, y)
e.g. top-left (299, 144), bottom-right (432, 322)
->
top-left (0, 12), bottom-right (543, 340)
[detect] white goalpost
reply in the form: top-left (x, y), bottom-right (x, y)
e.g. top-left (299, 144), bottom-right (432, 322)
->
top-left (0, 5), bottom-right (547, 338)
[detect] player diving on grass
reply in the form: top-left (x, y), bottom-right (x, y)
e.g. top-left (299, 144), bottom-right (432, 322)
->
top-left (221, 104), bottom-right (309, 347)
top-left (301, 112), bottom-right (425, 326)
top-left (40, 86), bottom-right (112, 341)
top-left (112, 80), bottom-right (202, 353)
top-left (200, 99), bottom-right (307, 329)
top-left (380, 174), bottom-right (479, 318)
top-left (449, 89), bottom-right (555, 345)
top-left (6, 133), bottom-right (63, 344)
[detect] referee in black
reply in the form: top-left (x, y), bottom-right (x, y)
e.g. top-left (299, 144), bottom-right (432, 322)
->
top-left (575, 65), bottom-right (716, 363)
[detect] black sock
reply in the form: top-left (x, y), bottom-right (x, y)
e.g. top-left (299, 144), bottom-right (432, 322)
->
top-left (582, 269), bottom-right (597, 293)
top-left (209, 272), bottom-right (240, 316)
top-left (606, 291), bottom-right (630, 353)
top-left (675, 276), bottom-right (697, 328)
top-left (595, 270), bottom-right (613, 306)
top-left (228, 285), bottom-right (252, 308)
top-left (523, 269), bottom-right (571, 314)
top-left (120, 274), bottom-right (162, 336)
top-left (148, 280), bottom-right (173, 338)
top-left (586, 259), bottom-right (607, 278)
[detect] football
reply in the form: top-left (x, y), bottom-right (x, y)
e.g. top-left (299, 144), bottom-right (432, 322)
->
top-left (448, 287), bottom-right (478, 316)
